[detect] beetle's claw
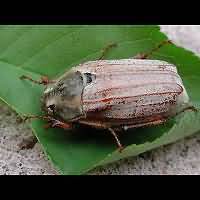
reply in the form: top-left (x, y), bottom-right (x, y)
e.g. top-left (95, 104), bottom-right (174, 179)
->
top-left (20, 75), bottom-right (27, 80)
top-left (118, 145), bottom-right (124, 153)
top-left (44, 123), bottom-right (51, 129)
top-left (190, 106), bottom-right (198, 113)
top-left (22, 115), bottom-right (31, 122)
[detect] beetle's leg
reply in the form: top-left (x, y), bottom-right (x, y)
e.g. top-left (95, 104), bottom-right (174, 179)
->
top-left (176, 105), bottom-right (198, 116)
top-left (47, 118), bottom-right (72, 130)
top-left (20, 75), bottom-right (55, 85)
top-left (133, 39), bottom-right (172, 59)
top-left (98, 42), bottom-right (118, 60)
top-left (123, 105), bottom-right (198, 131)
top-left (18, 135), bottom-right (38, 150)
top-left (183, 105), bottom-right (198, 113)
top-left (108, 128), bottom-right (124, 152)
top-left (123, 118), bottom-right (167, 130)
top-left (22, 114), bottom-right (72, 130)
top-left (79, 119), bottom-right (108, 128)
top-left (79, 120), bottom-right (124, 152)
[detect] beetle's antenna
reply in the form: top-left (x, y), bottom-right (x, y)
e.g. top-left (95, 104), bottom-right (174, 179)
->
top-left (20, 75), bottom-right (55, 85)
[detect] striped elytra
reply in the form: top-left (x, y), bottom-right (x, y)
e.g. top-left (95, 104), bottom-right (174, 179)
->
top-left (38, 58), bottom-right (195, 151)
top-left (41, 58), bottom-right (191, 130)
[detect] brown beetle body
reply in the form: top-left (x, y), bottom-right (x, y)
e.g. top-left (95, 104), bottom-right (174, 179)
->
top-left (20, 40), bottom-right (196, 151)
top-left (43, 58), bottom-right (190, 133)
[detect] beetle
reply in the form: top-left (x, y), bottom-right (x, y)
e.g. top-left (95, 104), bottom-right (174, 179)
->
top-left (20, 40), bottom-right (197, 152)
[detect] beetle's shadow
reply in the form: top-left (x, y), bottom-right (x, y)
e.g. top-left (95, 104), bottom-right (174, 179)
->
top-left (122, 119), bottom-right (175, 146)
top-left (64, 124), bottom-right (115, 146)
top-left (64, 119), bottom-right (175, 147)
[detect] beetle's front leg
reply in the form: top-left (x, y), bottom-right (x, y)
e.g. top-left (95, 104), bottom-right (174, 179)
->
top-left (23, 114), bottom-right (72, 130)
top-left (20, 75), bottom-right (55, 85)
top-left (133, 39), bottom-right (172, 59)
top-left (45, 118), bottom-right (72, 130)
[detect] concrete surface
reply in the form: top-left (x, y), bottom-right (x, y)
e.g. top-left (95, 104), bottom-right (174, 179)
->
top-left (0, 25), bottom-right (200, 175)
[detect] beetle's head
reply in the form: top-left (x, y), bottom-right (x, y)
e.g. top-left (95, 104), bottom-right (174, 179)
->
top-left (42, 70), bottom-right (85, 122)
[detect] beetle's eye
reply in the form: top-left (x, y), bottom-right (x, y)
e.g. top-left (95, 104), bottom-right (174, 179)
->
top-left (84, 73), bottom-right (96, 84)
top-left (48, 104), bottom-right (55, 113)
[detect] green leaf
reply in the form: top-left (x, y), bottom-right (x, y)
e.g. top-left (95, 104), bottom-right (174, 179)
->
top-left (0, 25), bottom-right (199, 174)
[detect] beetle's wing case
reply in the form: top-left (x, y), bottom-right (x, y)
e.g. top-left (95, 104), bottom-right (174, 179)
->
top-left (76, 59), bottom-right (189, 126)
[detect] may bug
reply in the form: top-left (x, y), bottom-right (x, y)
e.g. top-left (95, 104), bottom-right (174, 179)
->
top-left (20, 40), bottom-right (197, 152)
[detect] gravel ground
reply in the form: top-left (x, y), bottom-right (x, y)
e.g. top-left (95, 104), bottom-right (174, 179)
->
top-left (0, 25), bottom-right (200, 175)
